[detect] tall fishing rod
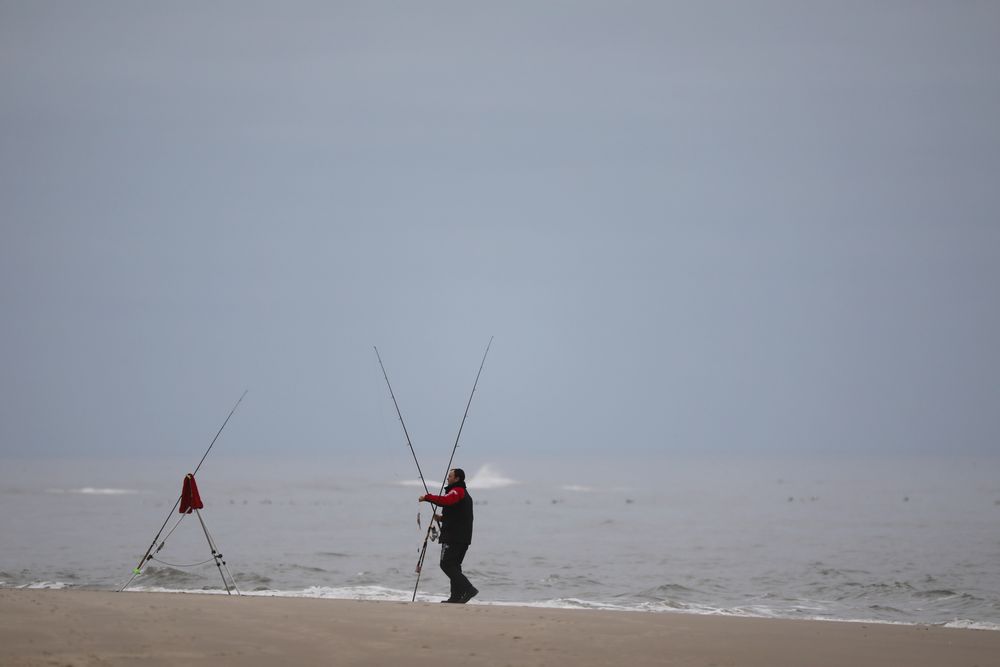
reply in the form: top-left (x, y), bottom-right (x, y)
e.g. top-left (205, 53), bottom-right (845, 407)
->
top-left (411, 336), bottom-right (493, 601)
top-left (374, 346), bottom-right (430, 497)
top-left (119, 389), bottom-right (248, 592)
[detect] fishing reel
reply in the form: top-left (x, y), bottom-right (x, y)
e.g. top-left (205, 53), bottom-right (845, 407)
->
top-left (417, 512), bottom-right (441, 542)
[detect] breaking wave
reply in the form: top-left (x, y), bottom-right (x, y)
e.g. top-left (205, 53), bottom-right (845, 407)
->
top-left (12, 581), bottom-right (72, 590)
top-left (46, 487), bottom-right (139, 495)
top-left (392, 463), bottom-right (517, 490)
top-left (467, 464), bottom-right (516, 489)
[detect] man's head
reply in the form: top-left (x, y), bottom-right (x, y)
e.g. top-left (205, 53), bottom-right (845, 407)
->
top-left (448, 468), bottom-right (466, 485)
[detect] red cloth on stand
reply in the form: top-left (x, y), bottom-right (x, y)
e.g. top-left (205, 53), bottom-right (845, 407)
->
top-left (179, 473), bottom-right (204, 513)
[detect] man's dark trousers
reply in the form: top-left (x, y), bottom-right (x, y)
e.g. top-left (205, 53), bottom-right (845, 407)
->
top-left (439, 542), bottom-right (472, 600)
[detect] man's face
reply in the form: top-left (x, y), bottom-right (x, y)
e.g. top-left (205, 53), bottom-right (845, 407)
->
top-left (447, 470), bottom-right (458, 484)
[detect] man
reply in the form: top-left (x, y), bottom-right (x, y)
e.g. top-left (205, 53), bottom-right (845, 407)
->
top-left (418, 468), bottom-right (478, 603)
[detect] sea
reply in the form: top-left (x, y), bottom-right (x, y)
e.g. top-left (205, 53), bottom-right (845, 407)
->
top-left (2, 452), bottom-right (998, 631)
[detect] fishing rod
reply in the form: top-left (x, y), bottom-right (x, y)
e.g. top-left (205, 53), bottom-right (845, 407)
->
top-left (411, 336), bottom-right (493, 602)
top-left (119, 389), bottom-right (248, 592)
top-left (374, 346), bottom-right (430, 498)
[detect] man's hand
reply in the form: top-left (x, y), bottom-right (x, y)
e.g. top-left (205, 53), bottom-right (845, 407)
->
top-left (433, 514), bottom-right (442, 523)
top-left (418, 494), bottom-right (428, 502)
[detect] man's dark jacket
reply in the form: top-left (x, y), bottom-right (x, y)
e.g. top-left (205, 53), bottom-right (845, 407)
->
top-left (425, 481), bottom-right (474, 545)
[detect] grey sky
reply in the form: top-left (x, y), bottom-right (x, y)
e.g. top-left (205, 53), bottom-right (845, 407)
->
top-left (2, 2), bottom-right (998, 462)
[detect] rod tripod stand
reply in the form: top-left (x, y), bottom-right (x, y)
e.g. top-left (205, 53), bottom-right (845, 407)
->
top-left (121, 473), bottom-right (241, 595)
top-left (191, 508), bottom-right (241, 595)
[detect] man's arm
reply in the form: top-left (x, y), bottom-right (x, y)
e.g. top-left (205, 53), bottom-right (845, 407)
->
top-left (418, 487), bottom-right (466, 506)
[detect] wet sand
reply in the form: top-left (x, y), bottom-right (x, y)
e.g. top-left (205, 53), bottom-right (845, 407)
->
top-left (2, 588), bottom-right (998, 666)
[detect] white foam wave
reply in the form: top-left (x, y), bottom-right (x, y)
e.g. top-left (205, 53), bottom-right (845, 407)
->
top-left (46, 487), bottom-right (139, 495)
top-left (467, 464), bottom-right (517, 489)
top-left (508, 597), bottom-right (635, 611)
top-left (129, 584), bottom-right (439, 602)
top-left (561, 485), bottom-right (595, 492)
top-left (288, 585), bottom-right (417, 601)
top-left (943, 619), bottom-right (1000, 631)
top-left (21, 581), bottom-right (70, 589)
top-left (126, 586), bottom-right (232, 596)
top-left (495, 600), bottom-right (1000, 632)
top-left (115, 588), bottom-right (1000, 629)
top-left (391, 464), bottom-right (517, 490)
top-left (394, 479), bottom-right (441, 489)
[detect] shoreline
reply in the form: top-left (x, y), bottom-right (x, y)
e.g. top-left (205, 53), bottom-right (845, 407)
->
top-left (12, 583), bottom-right (1000, 632)
top-left (127, 585), bottom-right (1000, 631)
top-left (3, 588), bottom-right (999, 666)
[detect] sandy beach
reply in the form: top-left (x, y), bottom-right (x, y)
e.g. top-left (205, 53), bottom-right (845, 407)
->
top-left (1, 589), bottom-right (997, 666)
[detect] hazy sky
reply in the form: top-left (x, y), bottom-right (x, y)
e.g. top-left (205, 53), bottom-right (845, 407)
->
top-left (2, 2), bottom-right (998, 463)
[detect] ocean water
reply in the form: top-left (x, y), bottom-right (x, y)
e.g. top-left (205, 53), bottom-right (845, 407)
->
top-left (1, 453), bottom-right (998, 630)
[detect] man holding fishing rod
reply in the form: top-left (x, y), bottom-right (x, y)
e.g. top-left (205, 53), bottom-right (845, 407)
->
top-left (419, 468), bottom-right (478, 604)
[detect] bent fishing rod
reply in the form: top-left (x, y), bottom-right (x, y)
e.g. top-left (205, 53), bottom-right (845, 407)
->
top-left (119, 389), bottom-right (248, 592)
top-left (411, 336), bottom-right (493, 602)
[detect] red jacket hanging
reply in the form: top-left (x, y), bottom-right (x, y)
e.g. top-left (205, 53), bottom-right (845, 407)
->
top-left (179, 473), bottom-right (204, 513)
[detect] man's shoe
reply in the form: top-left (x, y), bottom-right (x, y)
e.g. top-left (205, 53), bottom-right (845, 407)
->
top-left (441, 596), bottom-right (460, 603)
top-left (456, 587), bottom-right (478, 604)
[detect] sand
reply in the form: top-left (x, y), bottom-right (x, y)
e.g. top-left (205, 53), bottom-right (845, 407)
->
top-left (1, 589), bottom-right (997, 666)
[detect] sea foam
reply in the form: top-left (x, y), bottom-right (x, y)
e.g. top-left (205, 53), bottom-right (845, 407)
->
top-left (45, 487), bottom-right (139, 495)
top-left (393, 463), bottom-right (517, 490)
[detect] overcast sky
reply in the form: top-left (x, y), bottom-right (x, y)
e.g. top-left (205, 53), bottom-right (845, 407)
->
top-left (2, 1), bottom-right (998, 464)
